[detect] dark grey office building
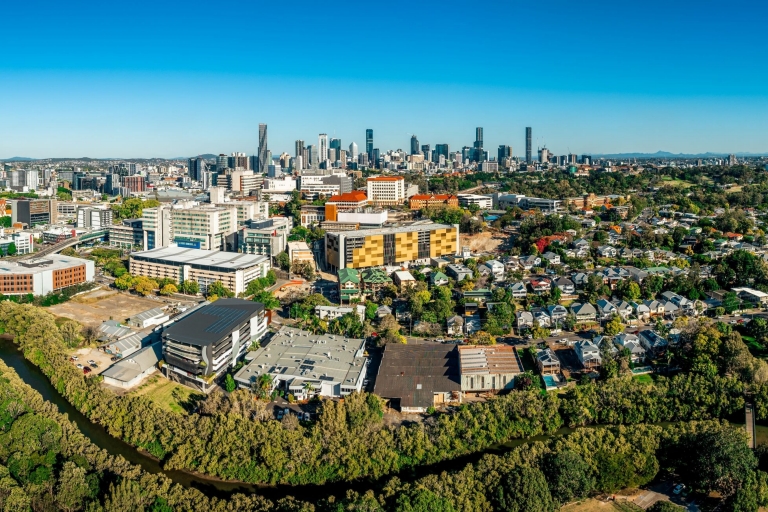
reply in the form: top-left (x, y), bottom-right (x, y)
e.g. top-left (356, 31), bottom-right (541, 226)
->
top-left (410, 135), bottom-right (420, 155)
top-left (525, 127), bottom-right (532, 164)
top-left (365, 129), bottom-right (374, 163)
top-left (258, 123), bottom-right (268, 174)
top-left (162, 298), bottom-right (268, 392)
top-left (498, 145), bottom-right (512, 163)
top-left (435, 144), bottom-right (450, 163)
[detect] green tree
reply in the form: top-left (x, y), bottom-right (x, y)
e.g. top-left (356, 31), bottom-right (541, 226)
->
top-left (6, 243), bottom-right (17, 256)
top-left (224, 374), bottom-right (236, 393)
top-left (494, 465), bottom-right (557, 512)
top-left (159, 283), bottom-right (178, 296)
top-left (58, 320), bottom-right (82, 348)
top-left (114, 273), bottom-right (134, 290)
top-left (604, 315), bottom-right (625, 336)
top-left (206, 281), bottom-right (234, 298)
top-left (253, 290), bottom-right (280, 311)
top-left (648, 502), bottom-right (684, 512)
top-left (132, 276), bottom-right (158, 296)
top-left (179, 280), bottom-right (199, 295)
top-left (276, 251), bottom-right (291, 271)
top-left (365, 302), bottom-right (378, 321)
top-left (55, 461), bottom-right (91, 512)
top-left (544, 450), bottom-right (595, 504)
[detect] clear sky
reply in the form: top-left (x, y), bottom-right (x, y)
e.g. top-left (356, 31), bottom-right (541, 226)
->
top-left (1, 0), bottom-right (767, 159)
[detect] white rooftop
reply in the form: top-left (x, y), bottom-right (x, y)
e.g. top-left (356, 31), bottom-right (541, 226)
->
top-left (131, 246), bottom-right (269, 271)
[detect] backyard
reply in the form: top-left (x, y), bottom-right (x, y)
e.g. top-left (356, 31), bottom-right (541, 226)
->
top-left (129, 375), bottom-right (203, 414)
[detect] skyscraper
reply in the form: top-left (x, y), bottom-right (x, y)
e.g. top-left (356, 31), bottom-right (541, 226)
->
top-left (308, 145), bottom-right (318, 166)
top-left (473, 127), bottom-right (484, 162)
top-left (525, 127), bottom-right (532, 164)
top-left (365, 129), bottom-right (373, 163)
top-left (295, 140), bottom-right (304, 158)
top-left (410, 135), bottom-right (420, 155)
top-left (258, 124), bottom-right (268, 174)
top-left (188, 157), bottom-right (207, 181)
top-left (498, 145), bottom-right (512, 162)
top-left (421, 144), bottom-right (431, 162)
top-left (319, 134), bottom-right (329, 162)
top-left (435, 144), bottom-right (450, 164)
top-left (349, 142), bottom-right (358, 160)
top-left (330, 138), bottom-right (341, 161)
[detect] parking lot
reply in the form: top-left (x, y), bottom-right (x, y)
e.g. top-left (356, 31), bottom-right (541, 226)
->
top-left (68, 346), bottom-right (114, 376)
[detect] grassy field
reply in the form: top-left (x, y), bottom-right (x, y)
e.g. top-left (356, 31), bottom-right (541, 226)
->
top-left (659, 177), bottom-right (694, 188)
top-left (632, 374), bottom-right (654, 384)
top-left (562, 499), bottom-right (643, 512)
top-left (131, 375), bottom-right (203, 414)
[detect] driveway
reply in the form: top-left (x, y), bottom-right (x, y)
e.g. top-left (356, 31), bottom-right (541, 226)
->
top-left (634, 482), bottom-right (699, 511)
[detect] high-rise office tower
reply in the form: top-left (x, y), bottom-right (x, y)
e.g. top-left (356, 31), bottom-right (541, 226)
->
top-left (371, 148), bottom-right (380, 168)
top-left (258, 124), bottom-right (268, 174)
top-left (308, 145), bottom-right (318, 166)
top-left (410, 135), bottom-right (420, 155)
top-left (435, 144), bottom-right (450, 164)
top-left (525, 127), bottom-right (532, 164)
top-left (498, 145), bottom-right (512, 162)
top-left (216, 154), bottom-right (228, 171)
top-left (473, 127), bottom-right (484, 162)
top-left (330, 138), bottom-right (341, 161)
top-left (365, 129), bottom-right (373, 163)
top-left (349, 142), bottom-right (358, 160)
top-left (421, 144), bottom-right (431, 162)
top-left (539, 147), bottom-right (550, 163)
top-left (295, 140), bottom-right (304, 158)
top-left (188, 157), bottom-right (207, 181)
top-left (319, 134), bottom-right (329, 162)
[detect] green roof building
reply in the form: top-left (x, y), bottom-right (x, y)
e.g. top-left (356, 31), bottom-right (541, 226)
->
top-left (338, 268), bottom-right (360, 302)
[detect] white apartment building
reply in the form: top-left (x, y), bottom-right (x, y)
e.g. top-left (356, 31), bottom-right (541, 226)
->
top-left (171, 205), bottom-right (237, 251)
top-left (76, 206), bottom-right (113, 229)
top-left (214, 201), bottom-right (268, 225)
top-left (262, 175), bottom-right (298, 192)
top-left (367, 176), bottom-right (406, 205)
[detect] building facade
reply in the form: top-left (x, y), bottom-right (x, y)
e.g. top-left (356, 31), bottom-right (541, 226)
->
top-left (325, 223), bottom-right (459, 271)
top-left (130, 246), bottom-right (270, 296)
top-left (367, 176), bottom-right (405, 205)
top-left (0, 255), bottom-right (94, 295)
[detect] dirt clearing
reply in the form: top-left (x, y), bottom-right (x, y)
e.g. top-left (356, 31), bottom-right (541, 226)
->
top-left (48, 288), bottom-right (162, 326)
top-left (461, 231), bottom-right (508, 254)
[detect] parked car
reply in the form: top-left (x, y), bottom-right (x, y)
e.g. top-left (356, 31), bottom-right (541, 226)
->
top-left (110, 356), bottom-right (119, 361)
top-left (76, 364), bottom-right (83, 369)
top-left (90, 363), bottom-right (98, 369)
top-left (69, 356), bottom-right (78, 361)
top-left (673, 484), bottom-right (685, 495)
top-left (83, 367), bottom-right (91, 374)
top-left (87, 359), bottom-right (96, 365)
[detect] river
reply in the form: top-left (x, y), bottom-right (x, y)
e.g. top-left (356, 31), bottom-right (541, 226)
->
top-left (1, 337), bottom-right (764, 501)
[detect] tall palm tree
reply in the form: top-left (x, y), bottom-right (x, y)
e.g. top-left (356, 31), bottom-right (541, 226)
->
top-left (303, 380), bottom-right (314, 397)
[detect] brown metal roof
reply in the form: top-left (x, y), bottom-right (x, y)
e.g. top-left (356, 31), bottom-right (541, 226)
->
top-left (374, 344), bottom-right (460, 409)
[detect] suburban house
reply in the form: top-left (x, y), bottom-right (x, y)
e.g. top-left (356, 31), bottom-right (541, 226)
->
top-left (536, 348), bottom-right (561, 375)
top-left (639, 330), bottom-right (668, 355)
top-left (546, 304), bottom-right (568, 323)
top-left (570, 302), bottom-right (597, 323)
top-left (360, 268), bottom-right (393, 296)
top-left (509, 281), bottom-right (528, 298)
top-left (479, 259), bottom-right (505, 280)
top-left (642, 300), bottom-right (666, 317)
top-left (572, 272), bottom-right (590, 288)
top-left (430, 271), bottom-right (450, 287)
top-left (611, 300), bottom-right (634, 319)
top-left (596, 299), bottom-right (618, 319)
top-left (519, 255), bottom-right (542, 270)
top-left (516, 311), bottom-right (534, 330)
top-left (447, 315), bottom-right (464, 336)
top-left (393, 270), bottom-right (417, 292)
top-left (529, 277), bottom-right (552, 294)
top-left (532, 308), bottom-right (552, 327)
top-left (338, 268), bottom-right (361, 303)
top-left (542, 251), bottom-right (561, 265)
top-left (632, 301), bottom-right (650, 320)
top-left (597, 246), bottom-right (617, 258)
top-left (554, 277), bottom-right (575, 294)
top-left (574, 340), bottom-right (602, 370)
top-left (613, 333), bottom-right (646, 364)
top-left (446, 263), bottom-right (473, 282)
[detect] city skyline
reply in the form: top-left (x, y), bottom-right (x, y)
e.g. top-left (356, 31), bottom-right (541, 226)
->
top-left (2, 0), bottom-right (768, 158)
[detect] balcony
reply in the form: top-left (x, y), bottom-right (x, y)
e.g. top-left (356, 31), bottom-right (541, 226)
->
top-left (164, 353), bottom-right (204, 375)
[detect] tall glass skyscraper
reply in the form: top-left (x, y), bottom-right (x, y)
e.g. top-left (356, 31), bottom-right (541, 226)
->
top-left (410, 135), bottom-right (420, 155)
top-left (525, 127), bottom-right (532, 164)
top-left (258, 124), bottom-right (268, 174)
top-left (365, 129), bottom-right (373, 163)
top-left (295, 139), bottom-right (304, 158)
top-left (319, 134), bottom-right (329, 162)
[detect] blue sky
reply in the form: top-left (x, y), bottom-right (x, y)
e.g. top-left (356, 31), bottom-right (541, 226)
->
top-left (1, 0), bottom-right (767, 159)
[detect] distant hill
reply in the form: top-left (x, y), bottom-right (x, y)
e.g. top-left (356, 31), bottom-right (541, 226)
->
top-left (0, 157), bottom-right (33, 162)
top-left (592, 150), bottom-right (768, 159)
top-left (172, 154), bottom-right (218, 160)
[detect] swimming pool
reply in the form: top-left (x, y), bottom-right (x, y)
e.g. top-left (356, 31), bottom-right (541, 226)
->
top-left (542, 375), bottom-right (558, 388)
